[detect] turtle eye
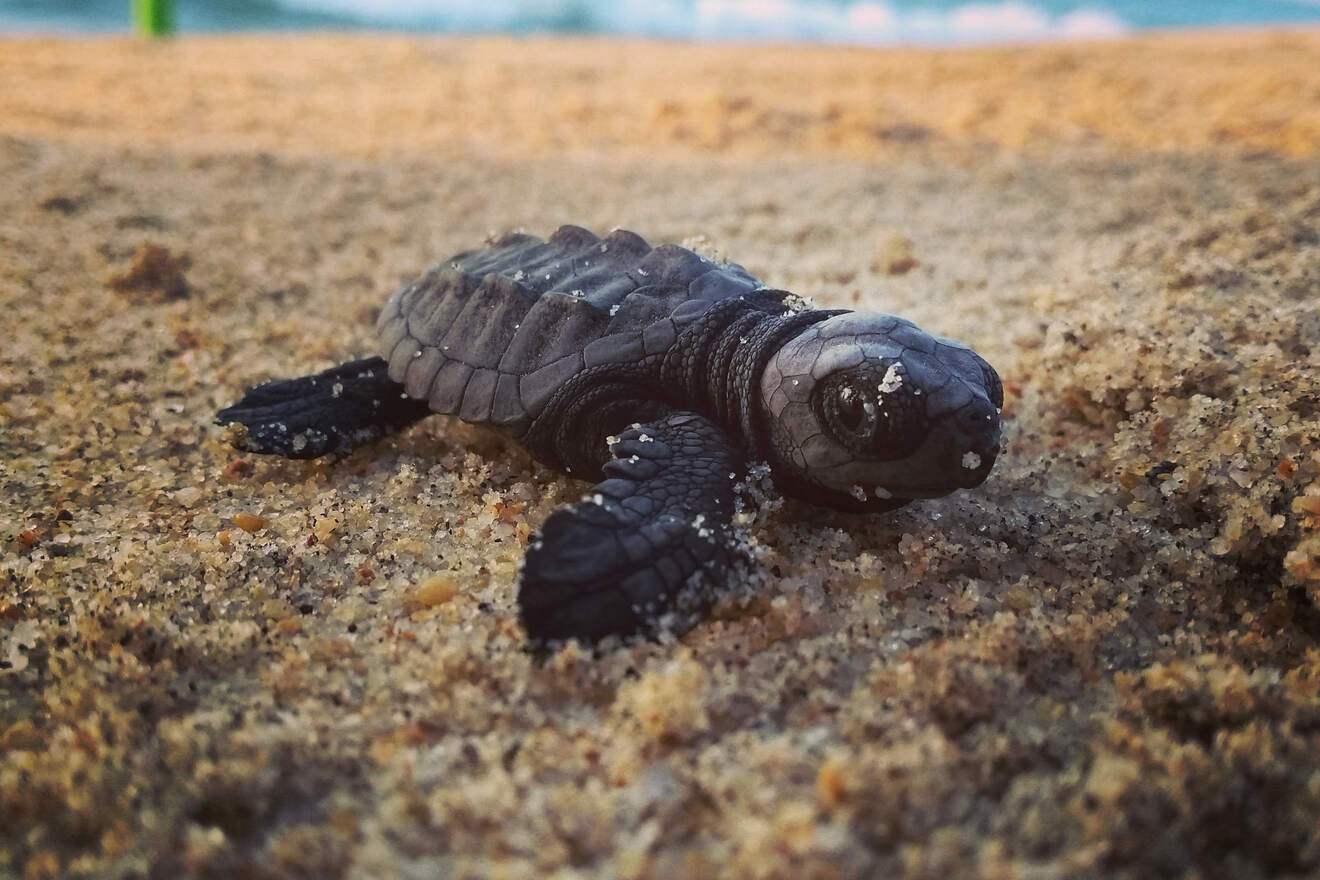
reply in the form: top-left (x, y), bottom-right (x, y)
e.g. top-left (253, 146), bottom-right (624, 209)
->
top-left (835, 386), bottom-right (869, 433)
top-left (817, 367), bottom-right (930, 461)
top-left (823, 383), bottom-right (878, 449)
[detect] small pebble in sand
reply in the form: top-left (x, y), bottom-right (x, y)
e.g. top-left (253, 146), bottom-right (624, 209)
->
top-left (816, 761), bottom-right (848, 810)
top-left (312, 516), bottom-right (341, 542)
top-left (873, 230), bottom-right (918, 276)
top-left (221, 460), bottom-right (251, 481)
top-left (173, 487), bottom-right (203, 507)
top-left (410, 574), bottom-right (458, 609)
top-left (106, 242), bottom-right (191, 301)
top-left (232, 513), bottom-right (267, 533)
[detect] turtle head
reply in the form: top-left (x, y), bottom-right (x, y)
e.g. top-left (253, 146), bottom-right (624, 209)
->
top-left (759, 312), bottom-right (1002, 511)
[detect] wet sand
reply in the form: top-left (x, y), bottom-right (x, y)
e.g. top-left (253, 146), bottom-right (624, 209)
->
top-left (2, 31), bottom-right (1320, 879)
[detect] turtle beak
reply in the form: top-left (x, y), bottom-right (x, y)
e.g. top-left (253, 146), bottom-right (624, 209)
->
top-left (952, 396), bottom-right (1001, 488)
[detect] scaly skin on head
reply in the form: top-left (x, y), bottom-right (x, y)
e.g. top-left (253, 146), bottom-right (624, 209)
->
top-left (758, 312), bottom-right (1003, 512)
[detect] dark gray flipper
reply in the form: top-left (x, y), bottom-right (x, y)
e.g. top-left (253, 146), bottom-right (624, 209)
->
top-left (518, 412), bottom-right (749, 650)
top-left (215, 356), bottom-right (431, 459)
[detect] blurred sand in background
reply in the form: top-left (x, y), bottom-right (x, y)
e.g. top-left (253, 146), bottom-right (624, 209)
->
top-left (2, 31), bottom-right (1319, 159)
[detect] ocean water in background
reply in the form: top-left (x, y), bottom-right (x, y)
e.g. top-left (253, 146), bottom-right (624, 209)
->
top-left (1, 0), bottom-right (1318, 42)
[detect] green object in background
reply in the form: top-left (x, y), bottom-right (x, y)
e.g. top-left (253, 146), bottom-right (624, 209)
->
top-left (132, 0), bottom-right (175, 36)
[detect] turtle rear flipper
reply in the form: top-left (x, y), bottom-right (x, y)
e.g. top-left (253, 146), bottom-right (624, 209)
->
top-left (518, 412), bottom-right (751, 651)
top-left (216, 356), bottom-right (431, 459)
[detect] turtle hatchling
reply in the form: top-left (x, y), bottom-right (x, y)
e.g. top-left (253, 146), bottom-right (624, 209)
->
top-left (217, 226), bottom-right (1002, 649)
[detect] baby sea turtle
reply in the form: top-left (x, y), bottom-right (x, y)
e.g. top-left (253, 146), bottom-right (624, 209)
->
top-left (217, 226), bottom-right (1002, 649)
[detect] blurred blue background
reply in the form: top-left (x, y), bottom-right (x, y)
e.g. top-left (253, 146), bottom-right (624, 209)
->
top-left (3, 0), bottom-right (1320, 42)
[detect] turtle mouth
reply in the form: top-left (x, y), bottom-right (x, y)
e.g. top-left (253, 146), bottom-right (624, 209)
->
top-left (810, 430), bottom-right (1003, 501)
top-left (809, 439), bottom-right (1002, 507)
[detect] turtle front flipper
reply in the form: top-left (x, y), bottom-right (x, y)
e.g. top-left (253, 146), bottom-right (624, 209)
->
top-left (518, 412), bottom-right (751, 651)
top-left (216, 356), bottom-right (432, 459)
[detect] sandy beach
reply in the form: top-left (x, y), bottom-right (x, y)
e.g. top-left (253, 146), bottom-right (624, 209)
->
top-left (3, 31), bottom-right (1320, 879)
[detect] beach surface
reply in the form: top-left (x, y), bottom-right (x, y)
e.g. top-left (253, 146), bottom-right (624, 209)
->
top-left (3, 31), bottom-right (1320, 879)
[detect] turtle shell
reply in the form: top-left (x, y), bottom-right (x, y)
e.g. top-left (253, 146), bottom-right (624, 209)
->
top-left (377, 225), bottom-right (767, 434)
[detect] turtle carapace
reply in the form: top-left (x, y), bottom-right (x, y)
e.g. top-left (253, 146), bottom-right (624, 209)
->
top-left (216, 226), bottom-right (1002, 650)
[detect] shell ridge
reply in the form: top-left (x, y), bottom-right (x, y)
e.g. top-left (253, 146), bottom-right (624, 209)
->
top-left (379, 228), bottom-right (773, 423)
